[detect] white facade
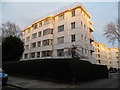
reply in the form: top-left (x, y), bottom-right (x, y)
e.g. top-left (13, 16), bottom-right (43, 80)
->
top-left (21, 4), bottom-right (96, 64)
top-left (92, 42), bottom-right (119, 69)
top-left (109, 48), bottom-right (119, 69)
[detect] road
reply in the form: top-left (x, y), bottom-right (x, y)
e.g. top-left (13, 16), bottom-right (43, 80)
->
top-left (73, 73), bottom-right (119, 88)
top-left (2, 84), bottom-right (28, 90)
top-left (2, 73), bottom-right (119, 89)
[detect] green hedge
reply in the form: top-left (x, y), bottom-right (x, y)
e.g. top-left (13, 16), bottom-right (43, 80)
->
top-left (3, 59), bottom-right (109, 82)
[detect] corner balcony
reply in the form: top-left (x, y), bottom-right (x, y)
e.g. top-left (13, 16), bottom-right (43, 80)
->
top-left (89, 26), bottom-right (94, 32)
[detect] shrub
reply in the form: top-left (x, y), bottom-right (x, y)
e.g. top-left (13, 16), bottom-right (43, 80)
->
top-left (3, 59), bottom-right (109, 82)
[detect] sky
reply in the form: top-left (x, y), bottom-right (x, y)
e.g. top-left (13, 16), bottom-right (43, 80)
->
top-left (1, 2), bottom-right (118, 48)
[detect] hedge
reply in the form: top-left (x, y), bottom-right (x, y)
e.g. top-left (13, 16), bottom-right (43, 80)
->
top-left (3, 59), bottom-right (109, 82)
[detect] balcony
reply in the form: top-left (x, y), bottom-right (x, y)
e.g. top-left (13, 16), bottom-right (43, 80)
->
top-left (89, 26), bottom-right (94, 32)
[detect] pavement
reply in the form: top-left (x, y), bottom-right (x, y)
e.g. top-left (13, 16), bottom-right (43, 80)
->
top-left (7, 75), bottom-right (72, 88)
top-left (3, 73), bottom-right (119, 89)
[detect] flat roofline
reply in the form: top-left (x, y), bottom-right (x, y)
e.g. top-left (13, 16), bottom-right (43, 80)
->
top-left (108, 47), bottom-right (118, 49)
top-left (23, 4), bottom-right (91, 32)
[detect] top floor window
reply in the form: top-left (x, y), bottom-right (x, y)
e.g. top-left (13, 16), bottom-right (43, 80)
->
top-left (33, 24), bottom-right (38, 29)
top-left (58, 14), bottom-right (64, 20)
top-left (44, 20), bottom-right (49, 25)
top-left (71, 9), bottom-right (75, 17)
top-left (27, 29), bottom-right (30, 33)
top-left (58, 25), bottom-right (64, 32)
top-left (39, 22), bottom-right (42, 27)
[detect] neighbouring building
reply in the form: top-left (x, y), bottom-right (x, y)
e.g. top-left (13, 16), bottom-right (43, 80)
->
top-left (92, 42), bottom-right (119, 69)
top-left (21, 3), bottom-right (96, 64)
top-left (108, 48), bottom-right (119, 69)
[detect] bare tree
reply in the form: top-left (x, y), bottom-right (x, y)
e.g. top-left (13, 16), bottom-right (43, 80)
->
top-left (64, 45), bottom-right (88, 60)
top-left (0, 21), bottom-right (22, 38)
top-left (104, 19), bottom-right (120, 45)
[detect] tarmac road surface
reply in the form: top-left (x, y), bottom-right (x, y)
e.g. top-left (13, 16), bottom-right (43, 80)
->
top-left (7, 73), bottom-right (119, 88)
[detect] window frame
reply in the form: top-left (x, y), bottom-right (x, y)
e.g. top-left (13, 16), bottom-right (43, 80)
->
top-left (71, 34), bottom-right (76, 42)
top-left (71, 22), bottom-right (76, 29)
top-left (57, 36), bottom-right (64, 44)
top-left (58, 25), bottom-right (64, 32)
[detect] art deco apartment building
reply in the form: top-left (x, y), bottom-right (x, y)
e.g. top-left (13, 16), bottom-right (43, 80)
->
top-left (108, 48), bottom-right (119, 69)
top-left (92, 42), bottom-right (119, 69)
top-left (21, 4), bottom-right (95, 63)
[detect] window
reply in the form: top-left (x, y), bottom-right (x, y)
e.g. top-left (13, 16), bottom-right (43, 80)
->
top-left (42, 50), bottom-right (52, 57)
top-left (71, 22), bottom-right (75, 29)
top-left (25, 45), bottom-right (29, 50)
top-left (31, 52), bottom-right (35, 58)
top-left (23, 39), bottom-right (25, 43)
top-left (23, 32), bottom-right (25, 35)
top-left (27, 29), bottom-right (30, 33)
top-left (57, 36), bottom-right (64, 44)
top-left (85, 49), bottom-right (87, 54)
top-left (39, 22), bottom-right (42, 27)
top-left (32, 33), bottom-right (37, 39)
top-left (24, 53), bottom-right (28, 59)
top-left (71, 10), bottom-right (75, 17)
top-left (42, 39), bottom-right (53, 46)
top-left (43, 28), bottom-right (53, 36)
top-left (44, 20), bottom-right (49, 25)
top-left (84, 24), bottom-right (86, 29)
top-left (81, 22), bottom-right (83, 27)
top-left (90, 38), bottom-right (94, 44)
top-left (97, 54), bottom-right (100, 58)
top-left (59, 14), bottom-right (64, 20)
top-left (36, 52), bottom-right (40, 58)
top-left (26, 36), bottom-right (30, 42)
top-left (116, 52), bottom-right (118, 55)
top-left (98, 60), bottom-right (101, 63)
top-left (71, 34), bottom-right (76, 42)
top-left (85, 36), bottom-right (87, 41)
top-left (37, 41), bottom-right (41, 47)
top-left (81, 34), bottom-right (83, 40)
top-left (58, 25), bottom-right (64, 32)
top-left (57, 49), bottom-right (64, 57)
top-left (31, 42), bottom-right (36, 48)
top-left (90, 50), bottom-right (93, 57)
top-left (33, 24), bottom-right (37, 29)
top-left (38, 31), bottom-right (41, 37)
top-left (97, 49), bottom-right (100, 52)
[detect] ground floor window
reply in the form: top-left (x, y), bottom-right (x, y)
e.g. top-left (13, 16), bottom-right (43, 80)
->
top-left (24, 53), bottom-right (28, 59)
top-left (36, 52), bottom-right (40, 58)
top-left (31, 52), bottom-right (35, 58)
top-left (97, 60), bottom-right (101, 64)
top-left (57, 49), bottom-right (64, 57)
top-left (42, 50), bottom-right (52, 57)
